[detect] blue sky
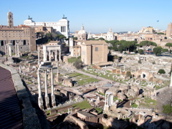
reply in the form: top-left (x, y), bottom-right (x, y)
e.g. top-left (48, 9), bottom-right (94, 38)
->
top-left (0, 0), bottom-right (172, 33)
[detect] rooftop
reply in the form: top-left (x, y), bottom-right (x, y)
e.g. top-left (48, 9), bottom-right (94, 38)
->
top-left (82, 40), bottom-right (107, 45)
top-left (77, 111), bottom-right (95, 117)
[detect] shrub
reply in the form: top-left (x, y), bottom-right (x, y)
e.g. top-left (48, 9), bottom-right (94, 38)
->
top-left (126, 71), bottom-right (132, 78)
top-left (138, 49), bottom-right (144, 54)
top-left (73, 59), bottom-right (83, 69)
top-left (158, 69), bottom-right (165, 74)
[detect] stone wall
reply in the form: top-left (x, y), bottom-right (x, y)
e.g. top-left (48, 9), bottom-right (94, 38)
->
top-left (0, 63), bottom-right (41, 129)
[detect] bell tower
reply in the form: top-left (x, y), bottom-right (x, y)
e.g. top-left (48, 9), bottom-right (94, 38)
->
top-left (7, 12), bottom-right (13, 27)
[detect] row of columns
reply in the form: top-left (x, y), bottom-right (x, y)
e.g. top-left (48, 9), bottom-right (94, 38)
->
top-left (4, 40), bottom-right (23, 57)
top-left (38, 46), bottom-right (61, 65)
top-left (38, 45), bottom-right (61, 109)
top-left (37, 67), bottom-right (56, 109)
top-left (43, 50), bottom-right (61, 62)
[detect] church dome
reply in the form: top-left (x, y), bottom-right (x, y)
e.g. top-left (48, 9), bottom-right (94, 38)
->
top-left (78, 26), bottom-right (87, 35)
top-left (107, 28), bottom-right (114, 35)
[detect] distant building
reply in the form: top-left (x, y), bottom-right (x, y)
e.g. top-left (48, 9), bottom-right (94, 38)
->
top-left (76, 26), bottom-right (87, 40)
top-left (35, 26), bottom-right (53, 34)
top-left (106, 29), bottom-right (114, 41)
top-left (166, 23), bottom-right (172, 38)
top-left (69, 38), bottom-right (81, 57)
top-left (24, 15), bottom-right (70, 38)
top-left (139, 26), bottom-right (156, 34)
top-left (0, 12), bottom-right (36, 56)
top-left (80, 40), bottom-right (108, 65)
top-left (87, 29), bottom-right (115, 41)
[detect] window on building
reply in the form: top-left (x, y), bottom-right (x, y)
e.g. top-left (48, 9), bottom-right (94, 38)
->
top-left (12, 40), bottom-right (15, 45)
top-left (23, 40), bottom-right (26, 45)
top-left (95, 47), bottom-right (98, 51)
top-left (1, 41), bottom-right (4, 46)
top-left (142, 74), bottom-right (146, 78)
top-left (61, 26), bottom-right (66, 32)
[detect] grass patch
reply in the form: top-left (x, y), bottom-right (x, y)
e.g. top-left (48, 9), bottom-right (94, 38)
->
top-left (131, 103), bottom-right (138, 108)
top-left (95, 107), bottom-right (103, 114)
top-left (154, 85), bottom-right (162, 90)
top-left (140, 97), bottom-right (157, 108)
top-left (78, 77), bottom-right (99, 85)
top-left (113, 96), bottom-right (118, 101)
top-left (163, 104), bottom-right (172, 114)
top-left (21, 55), bottom-right (29, 59)
top-left (67, 72), bottom-right (99, 85)
top-left (68, 57), bottom-right (80, 63)
top-left (46, 110), bottom-right (52, 116)
top-left (83, 68), bottom-right (127, 84)
top-left (144, 98), bottom-right (156, 105)
top-left (72, 100), bottom-right (92, 109)
top-left (97, 92), bottom-right (105, 96)
top-left (67, 72), bottom-right (82, 77)
top-left (26, 81), bottom-right (33, 85)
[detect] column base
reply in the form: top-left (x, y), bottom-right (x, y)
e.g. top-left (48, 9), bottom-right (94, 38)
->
top-left (38, 97), bottom-right (44, 109)
top-left (51, 95), bottom-right (56, 107)
top-left (45, 96), bottom-right (50, 109)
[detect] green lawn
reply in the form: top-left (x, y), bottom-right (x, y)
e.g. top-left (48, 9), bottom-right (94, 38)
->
top-left (94, 107), bottom-right (103, 114)
top-left (140, 97), bottom-right (157, 108)
top-left (163, 104), bottom-right (172, 114)
top-left (144, 98), bottom-right (157, 104)
top-left (67, 72), bottom-right (100, 85)
top-left (83, 68), bottom-right (127, 84)
top-left (131, 103), bottom-right (138, 108)
top-left (113, 96), bottom-right (118, 101)
top-left (68, 57), bottom-right (80, 63)
top-left (154, 85), bottom-right (162, 90)
top-left (97, 92), bottom-right (105, 96)
top-left (72, 100), bottom-right (92, 109)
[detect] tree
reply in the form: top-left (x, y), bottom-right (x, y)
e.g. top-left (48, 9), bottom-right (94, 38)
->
top-left (45, 32), bottom-right (53, 40)
top-left (165, 43), bottom-right (172, 52)
top-left (36, 32), bottom-right (44, 38)
top-left (73, 37), bottom-right (78, 40)
top-left (162, 48), bottom-right (168, 53)
top-left (99, 37), bottom-right (105, 40)
top-left (153, 46), bottom-right (162, 56)
top-left (56, 34), bottom-right (66, 40)
top-left (106, 40), bottom-right (138, 53)
top-left (158, 69), bottom-right (166, 74)
top-left (118, 45), bottom-right (124, 53)
top-left (73, 59), bottom-right (83, 69)
top-left (88, 38), bottom-right (95, 40)
top-left (139, 41), bottom-right (157, 47)
top-left (138, 49), bottom-right (144, 54)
